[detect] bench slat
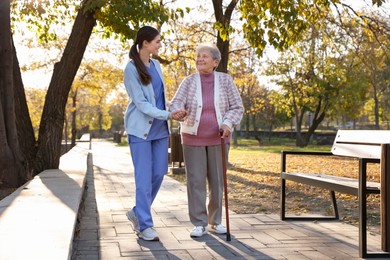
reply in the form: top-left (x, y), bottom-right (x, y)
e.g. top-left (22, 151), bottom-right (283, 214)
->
top-left (332, 143), bottom-right (381, 159)
top-left (332, 130), bottom-right (390, 159)
top-left (282, 172), bottom-right (381, 196)
top-left (334, 130), bottom-right (390, 144)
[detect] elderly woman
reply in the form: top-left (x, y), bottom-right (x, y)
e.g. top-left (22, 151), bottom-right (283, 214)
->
top-left (170, 43), bottom-right (244, 237)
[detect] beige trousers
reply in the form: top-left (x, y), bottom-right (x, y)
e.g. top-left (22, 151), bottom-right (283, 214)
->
top-left (182, 144), bottom-right (226, 227)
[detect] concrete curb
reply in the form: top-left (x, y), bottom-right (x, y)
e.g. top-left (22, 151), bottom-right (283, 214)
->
top-left (0, 141), bottom-right (90, 260)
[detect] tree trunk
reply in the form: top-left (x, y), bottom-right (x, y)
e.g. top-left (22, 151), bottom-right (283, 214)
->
top-left (233, 129), bottom-right (238, 145)
top-left (295, 108), bottom-right (306, 147)
top-left (71, 90), bottom-right (77, 147)
top-left (64, 113), bottom-right (69, 153)
top-left (245, 114), bottom-right (250, 137)
top-left (302, 110), bottom-right (326, 146)
top-left (98, 103), bottom-right (103, 135)
top-left (216, 38), bottom-right (229, 73)
top-left (373, 85), bottom-right (380, 129)
top-left (267, 124), bottom-right (273, 141)
top-left (212, 0), bottom-right (238, 73)
top-left (13, 39), bottom-right (37, 182)
top-left (0, 0), bottom-right (24, 188)
top-left (34, 0), bottom-right (96, 174)
top-left (252, 114), bottom-right (262, 146)
top-left (299, 96), bottom-right (328, 147)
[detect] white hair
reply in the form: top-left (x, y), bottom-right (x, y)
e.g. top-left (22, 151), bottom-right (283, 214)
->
top-left (196, 43), bottom-right (221, 61)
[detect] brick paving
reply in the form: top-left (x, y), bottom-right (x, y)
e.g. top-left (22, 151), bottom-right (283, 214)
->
top-left (72, 140), bottom-right (387, 259)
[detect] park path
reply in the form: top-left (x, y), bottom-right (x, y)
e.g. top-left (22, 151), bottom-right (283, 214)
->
top-left (72, 139), bottom-right (385, 259)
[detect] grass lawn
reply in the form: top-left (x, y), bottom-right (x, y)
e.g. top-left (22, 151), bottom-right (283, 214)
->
top-left (168, 137), bottom-right (381, 234)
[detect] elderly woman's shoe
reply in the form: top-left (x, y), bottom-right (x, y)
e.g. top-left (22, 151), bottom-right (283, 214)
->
top-left (190, 226), bottom-right (207, 237)
top-left (210, 224), bottom-right (227, 234)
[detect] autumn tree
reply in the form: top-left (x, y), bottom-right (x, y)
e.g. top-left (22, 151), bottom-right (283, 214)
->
top-left (0, 0), bottom-right (24, 187)
top-left (229, 46), bottom-right (261, 136)
top-left (0, 0), bottom-right (171, 188)
top-left (204, 1), bottom-right (388, 146)
top-left (72, 60), bottom-right (123, 135)
top-left (266, 20), bottom-right (358, 146)
top-left (260, 1), bottom-right (389, 146)
top-left (165, 0), bottom-right (388, 130)
top-left (109, 90), bottom-right (128, 132)
top-left (208, 0), bottom-right (387, 74)
top-left (348, 16), bottom-right (390, 129)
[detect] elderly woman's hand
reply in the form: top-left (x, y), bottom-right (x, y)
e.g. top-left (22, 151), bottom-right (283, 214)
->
top-left (171, 109), bottom-right (187, 121)
top-left (220, 124), bottom-right (231, 138)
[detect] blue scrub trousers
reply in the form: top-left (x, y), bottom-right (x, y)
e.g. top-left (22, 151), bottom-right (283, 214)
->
top-left (129, 137), bottom-right (168, 231)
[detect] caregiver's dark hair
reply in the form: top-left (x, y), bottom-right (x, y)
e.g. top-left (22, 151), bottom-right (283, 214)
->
top-left (129, 26), bottom-right (160, 85)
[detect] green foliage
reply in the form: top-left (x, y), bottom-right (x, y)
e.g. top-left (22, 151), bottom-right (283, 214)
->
top-left (238, 0), bottom-right (388, 57)
top-left (264, 8), bottom-right (386, 130)
top-left (90, 0), bottom-right (188, 42)
top-left (93, 0), bottom-right (169, 41)
top-left (12, 0), bottom-right (172, 43)
top-left (372, 0), bottom-right (387, 6)
top-left (12, 0), bottom-right (390, 136)
top-left (214, 21), bottom-right (235, 41)
top-left (11, 0), bottom-right (79, 43)
top-left (339, 12), bottom-right (390, 127)
top-left (329, 55), bottom-right (367, 120)
top-left (239, 0), bottom-right (316, 56)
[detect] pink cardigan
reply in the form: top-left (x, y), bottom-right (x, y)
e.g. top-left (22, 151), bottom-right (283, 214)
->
top-left (170, 72), bottom-right (244, 136)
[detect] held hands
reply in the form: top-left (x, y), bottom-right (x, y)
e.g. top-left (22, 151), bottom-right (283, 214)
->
top-left (220, 124), bottom-right (231, 138)
top-left (170, 109), bottom-right (187, 121)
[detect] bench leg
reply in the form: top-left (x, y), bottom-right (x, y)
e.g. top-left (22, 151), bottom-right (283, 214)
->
top-left (359, 158), bottom-right (390, 258)
top-left (381, 143), bottom-right (390, 252)
top-left (330, 191), bottom-right (339, 219)
top-left (281, 178), bottom-right (286, 220)
top-left (280, 179), bottom-right (339, 220)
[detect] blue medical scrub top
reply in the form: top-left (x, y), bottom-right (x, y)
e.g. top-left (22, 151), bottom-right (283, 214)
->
top-left (128, 61), bottom-right (169, 143)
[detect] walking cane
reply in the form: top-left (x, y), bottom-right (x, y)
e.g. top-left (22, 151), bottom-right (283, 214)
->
top-left (220, 135), bottom-right (231, 241)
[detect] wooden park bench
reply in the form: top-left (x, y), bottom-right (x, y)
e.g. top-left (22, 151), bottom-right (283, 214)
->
top-left (280, 130), bottom-right (390, 258)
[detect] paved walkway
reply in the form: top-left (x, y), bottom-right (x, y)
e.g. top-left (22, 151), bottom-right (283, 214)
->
top-left (72, 140), bottom-right (386, 259)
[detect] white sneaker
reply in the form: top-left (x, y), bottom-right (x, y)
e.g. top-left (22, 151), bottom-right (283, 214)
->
top-left (138, 227), bottom-right (159, 241)
top-left (190, 226), bottom-right (207, 237)
top-left (210, 224), bottom-right (227, 234)
top-left (126, 208), bottom-right (140, 232)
